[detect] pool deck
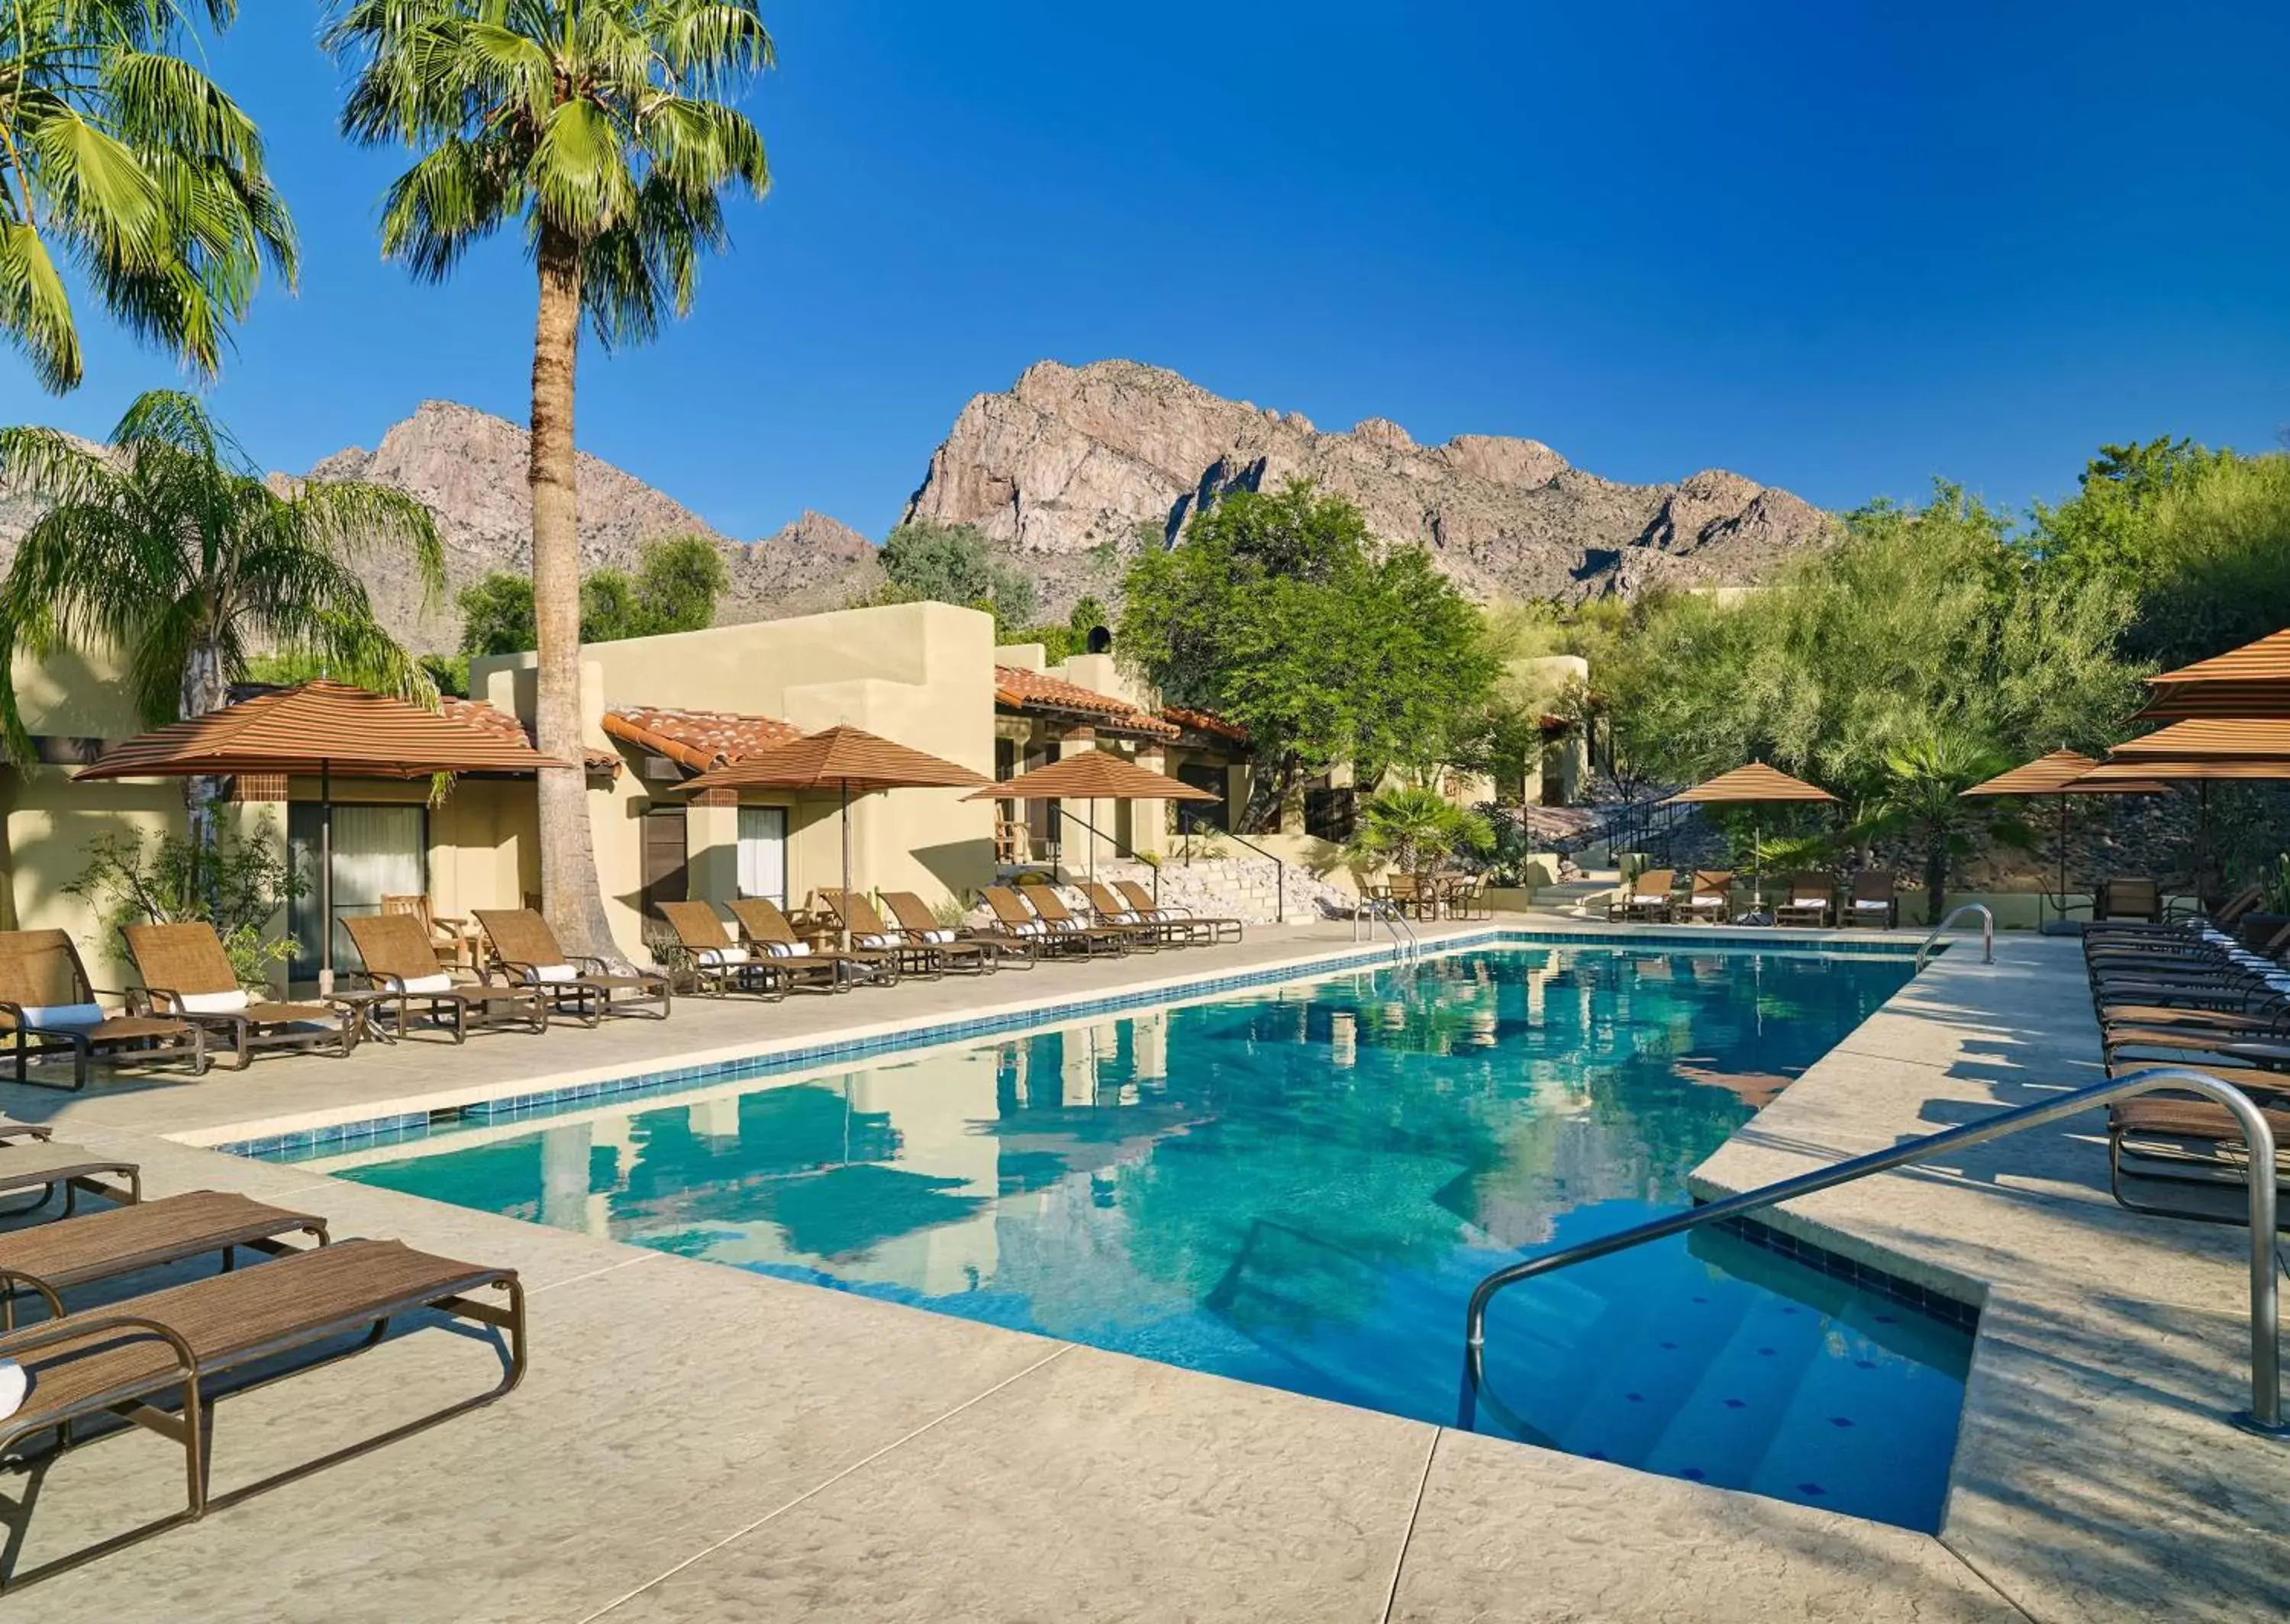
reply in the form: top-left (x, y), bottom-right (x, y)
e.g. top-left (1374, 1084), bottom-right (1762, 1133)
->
top-left (0, 919), bottom-right (2275, 1621)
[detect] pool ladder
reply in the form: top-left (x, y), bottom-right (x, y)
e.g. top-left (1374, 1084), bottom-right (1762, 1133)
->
top-left (1353, 896), bottom-right (1422, 964)
top-left (1915, 902), bottom-right (1994, 969)
top-left (1461, 1065), bottom-right (2285, 1440)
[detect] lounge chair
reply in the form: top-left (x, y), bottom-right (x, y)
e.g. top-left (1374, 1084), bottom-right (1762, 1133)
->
top-left (1608, 868), bottom-right (1676, 923)
top-left (1678, 872), bottom-right (1733, 923)
top-left (0, 1238), bottom-right (524, 1563)
top-left (656, 901), bottom-right (786, 999)
top-left (0, 1189), bottom-right (327, 1331)
top-left (878, 892), bottom-right (1005, 974)
top-left (724, 897), bottom-right (892, 990)
top-left (473, 910), bottom-right (671, 1025)
top-left (982, 886), bottom-right (1107, 958)
top-left (1773, 872), bottom-right (1836, 929)
top-left (124, 923), bottom-right (354, 1068)
top-left (0, 1139), bottom-right (140, 1220)
top-left (1080, 881), bottom-right (1195, 947)
top-left (2096, 878), bottom-right (2165, 923)
top-left (1847, 871), bottom-right (1899, 930)
top-left (1114, 879), bottom-right (1243, 944)
top-left (1018, 882), bottom-right (1152, 952)
top-left (817, 889), bottom-right (954, 979)
top-left (0, 929), bottom-right (207, 1090)
top-left (343, 914), bottom-right (552, 1039)
top-left (2108, 1094), bottom-right (2290, 1225)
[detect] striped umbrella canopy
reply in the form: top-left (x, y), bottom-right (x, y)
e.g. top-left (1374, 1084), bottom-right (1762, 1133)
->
top-left (2138, 629), bottom-right (2290, 720)
top-left (1665, 763), bottom-right (1837, 913)
top-left (2072, 757), bottom-right (2290, 784)
top-left (1960, 750), bottom-right (2170, 926)
top-left (2105, 717), bottom-right (2290, 761)
top-left (964, 747), bottom-right (1218, 884)
top-left (679, 725), bottom-right (991, 950)
top-left (75, 681), bottom-right (572, 991)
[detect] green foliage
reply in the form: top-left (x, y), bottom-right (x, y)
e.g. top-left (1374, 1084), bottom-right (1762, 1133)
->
top-left (1005, 594), bottom-right (1114, 663)
top-left (0, 390), bottom-right (443, 757)
top-left (66, 816), bottom-right (305, 987)
top-left (1342, 786), bottom-right (1495, 886)
top-left (879, 519), bottom-right (1037, 627)
top-left (1120, 480), bottom-right (1498, 830)
top-left (1, 1), bottom-right (298, 392)
top-left (1603, 482), bottom-right (2147, 820)
top-left (1864, 727), bottom-right (2023, 918)
top-left (456, 535), bottom-right (729, 659)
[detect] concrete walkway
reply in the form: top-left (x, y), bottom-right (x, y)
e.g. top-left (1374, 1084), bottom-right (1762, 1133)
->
top-left (0, 923), bottom-right (2271, 1621)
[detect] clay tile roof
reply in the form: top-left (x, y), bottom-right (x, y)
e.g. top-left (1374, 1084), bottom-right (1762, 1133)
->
top-left (603, 706), bottom-right (806, 775)
top-left (994, 665), bottom-right (1179, 739)
top-left (1160, 705), bottom-right (1250, 744)
top-left (443, 696), bottom-right (618, 775)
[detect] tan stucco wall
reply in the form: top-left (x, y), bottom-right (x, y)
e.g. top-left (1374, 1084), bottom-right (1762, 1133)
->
top-left (473, 601), bottom-right (1001, 958)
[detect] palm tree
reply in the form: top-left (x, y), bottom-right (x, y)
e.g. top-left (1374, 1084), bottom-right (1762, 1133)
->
top-left (1343, 785), bottom-right (1495, 893)
top-left (1869, 727), bottom-right (2014, 921)
top-left (1, 1), bottom-right (296, 391)
top-left (324, 0), bottom-right (772, 959)
top-left (0, 390), bottom-right (443, 839)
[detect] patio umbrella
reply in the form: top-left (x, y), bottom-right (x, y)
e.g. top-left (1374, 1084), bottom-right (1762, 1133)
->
top-left (2137, 629), bottom-right (2290, 720)
top-left (1960, 750), bottom-right (2169, 928)
top-left (963, 749), bottom-right (1217, 884)
top-left (1666, 762), bottom-right (1838, 914)
top-left (76, 681), bottom-right (572, 992)
top-left (677, 724), bottom-right (991, 951)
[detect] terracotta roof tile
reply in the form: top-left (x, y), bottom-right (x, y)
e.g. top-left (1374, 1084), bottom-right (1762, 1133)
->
top-left (443, 696), bottom-right (618, 775)
top-left (602, 706), bottom-right (806, 774)
top-left (1159, 705), bottom-right (1249, 744)
top-left (994, 666), bottom-right (1179, 739)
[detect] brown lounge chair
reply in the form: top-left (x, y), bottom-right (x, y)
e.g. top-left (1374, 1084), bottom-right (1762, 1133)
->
top-left (982, 886), bottom-right (1100, 958)
top-left (1114, 879), bottom-right (1243, 945)
top-left (0, 1238), bottom-right (525, 1569)
top-left (724, 897), bottom-right (892, 990)
top-left (0, 1138), bottom-right (140, 1220)
top-left (0, 930), bottom-right (206, 1090)
top-left (343, 914), bottom-right (551, 1039)
top-left (1080, 881), bottom-right (1195, 947)
top-left (1774, 873), bottom-right (1836, 929)
top-left (656, 901), bottom-right (786, 1000)
top-left (1678, 872), bottom-right (1733, 923)
top-left (1018, 883), bottom-right (1150, 953)
top-left (2108, 1094), bottom-right (2290, 1225)
top-left (1608, 868), bottom-right (1676, 923)
top-left (123, 923), bottom-right (353, 1069)
top-left (816, 888), bottom-right (950, 979)
top-left (474, 910), bottom-right (671, 1025)
top-left (1847, 871), bottom-right (1899, 930)
top-left (876, 892), bottom-right (1005, 974)
top-left (2096, 877), bottom-right (2165, 923)
top-left (0, 1189), bottom-right (327, 1330)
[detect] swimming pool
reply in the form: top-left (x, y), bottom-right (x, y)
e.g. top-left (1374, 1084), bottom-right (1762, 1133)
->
top-left (326, 944), bottom-right (1973, 1529)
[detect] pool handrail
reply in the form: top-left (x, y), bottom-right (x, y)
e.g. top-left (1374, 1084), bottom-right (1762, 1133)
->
top-left (1916, 902), bottom-right (1994, 968)
top-left (1462, 1065), bottom-right (2283, 1439)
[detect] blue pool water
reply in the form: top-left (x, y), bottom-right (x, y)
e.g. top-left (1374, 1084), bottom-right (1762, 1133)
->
top-left (337, 946), bottom-right (1972, 1529)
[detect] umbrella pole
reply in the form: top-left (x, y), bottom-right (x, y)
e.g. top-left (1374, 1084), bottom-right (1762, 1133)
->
top-left (2056, 794), bottom-right (2069, 927)
top-left (318, 761), bottom-right (334, 996)
top-left (840, 779), bottom-right (854, 955)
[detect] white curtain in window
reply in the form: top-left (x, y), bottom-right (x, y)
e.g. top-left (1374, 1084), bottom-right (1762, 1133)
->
top-left (737, 807), bottom-right (788, 904)
top-left (328, 806), bottom-right (425, 969)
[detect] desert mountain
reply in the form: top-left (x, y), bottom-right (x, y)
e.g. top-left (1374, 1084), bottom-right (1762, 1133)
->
top-left (902, 359), bottom-right (1834, 610)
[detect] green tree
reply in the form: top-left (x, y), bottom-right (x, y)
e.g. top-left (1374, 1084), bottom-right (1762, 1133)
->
top-left (456, 572), bottom-right (539, 660)
top-left (1342, 786), bottom-right (1494, 891)
top-left (879, 518), bottom-right (1037, 626)
top-left (1121, 481), bottom-right (1497, 830)
top-left (1864, 727), bottom-right (2019, 920)
top-left (327, 0), bottom-right (772, 961)
top-left (0, 391), bottom-right (442, 841)
top-left (456, 535), bottom-right (730, 662)
top-left (1, 0), bottom-right (295, 391)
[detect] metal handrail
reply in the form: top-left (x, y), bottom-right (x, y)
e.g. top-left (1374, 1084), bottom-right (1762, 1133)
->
top-left (1463, 1066), bottom-right (2283, 1436)
top-left (1178, 810), bottom-right (1285, 923)
top-left (1353, 894), bottom-right (1422, 962)
top-left (1917, 902), bottom-right (1995, 968)
top-left (1051, 807), bottom-right (1160, 907)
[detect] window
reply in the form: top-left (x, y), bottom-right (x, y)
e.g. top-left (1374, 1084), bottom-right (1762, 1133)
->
top-left (641, 806), bottom-right (688, 922)
top-left (1176, 764), bottom-right (1230, 833)
top-left (289, 804), bottom-right (426, 977)
top-left (737, 806), bottom-right (788, 904)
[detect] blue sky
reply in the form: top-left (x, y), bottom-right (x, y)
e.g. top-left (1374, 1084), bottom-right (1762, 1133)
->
top-left (8, 1), bottom-right (2288, 543)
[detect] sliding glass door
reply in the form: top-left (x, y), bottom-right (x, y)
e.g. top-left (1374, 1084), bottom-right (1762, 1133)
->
top-left (289, 804), bottom-right (427, 978)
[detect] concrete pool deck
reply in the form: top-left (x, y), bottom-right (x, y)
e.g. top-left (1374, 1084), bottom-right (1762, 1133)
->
top-left (0, 920), bottom-right (2274, 1621)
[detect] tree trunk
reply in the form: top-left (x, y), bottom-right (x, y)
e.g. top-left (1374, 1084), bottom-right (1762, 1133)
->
top-left (1240, 751), bottom-right (1298, 835)
top-left (528, 227), bottom-right (624, 967)
top-left (1924, 839), bottom-right (1946, 925)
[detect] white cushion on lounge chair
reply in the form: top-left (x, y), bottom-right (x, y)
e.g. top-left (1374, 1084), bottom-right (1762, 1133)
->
top-left (20, 1002), bottom-right (105, 1029)
top-left (763, 942), bottom-right (812, 959)
top-left (179, 989), bottom-right (250, 1014)
top-left (396, 973), bottom-right (454, 994)
top-left (0, 1358), bottom-right (24, 1421)
top-left (854, 933), bottom-right (893, 949)
top-left (1692, 894), bottom-right (1723, 907)
top-left (1850, 900), bottom-right (1890, 913)
top-left (923, 929), bottom-right (956, 944)
top-left (526, 964), bottom-right (579, 984)
top-left (696, 946), bottom-right (750, 967)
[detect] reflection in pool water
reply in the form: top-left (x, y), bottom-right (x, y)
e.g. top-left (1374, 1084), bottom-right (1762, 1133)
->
top-left (347, 946), bottom-right (1971, 1529)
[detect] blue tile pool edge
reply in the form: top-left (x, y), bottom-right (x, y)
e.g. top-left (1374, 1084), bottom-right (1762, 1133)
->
top-left (1711, 1213), bottom-right (1982, 1332)
top-left (215, 925), bottom-right (1933, 1162)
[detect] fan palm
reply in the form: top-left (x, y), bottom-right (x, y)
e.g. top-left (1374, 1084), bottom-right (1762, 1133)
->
top-left (1343, 786), bottom-right (1496, 892)
top-left (324, 0), bottom-right (772, 959)
top-left (0, 389), bottom-right (443, 832)
top-left (1868, 727), bottom-right (2016, 921)
top-left (0, 0), bottom-right (296, 391)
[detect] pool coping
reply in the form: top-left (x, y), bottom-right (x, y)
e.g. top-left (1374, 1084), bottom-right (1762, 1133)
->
top-left (201, 921), bottom-right (1930, 1161)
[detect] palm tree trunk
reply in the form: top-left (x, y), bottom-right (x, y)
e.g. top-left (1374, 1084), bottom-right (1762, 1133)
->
top-left (528, 226), bottom-right (623, 965)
